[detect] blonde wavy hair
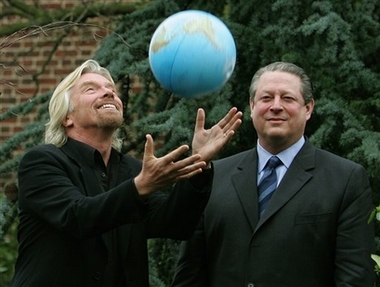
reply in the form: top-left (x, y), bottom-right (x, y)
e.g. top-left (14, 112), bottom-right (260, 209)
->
top-left (45, 59), bottom-right (123, 150)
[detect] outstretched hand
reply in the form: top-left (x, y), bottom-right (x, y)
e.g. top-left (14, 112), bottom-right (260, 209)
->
top-left (134, 134), bottom-right (207, 197)
top-left (192, 107), bottom-right (242, 167)
top-left (134, 108), bottom-right (242, 197)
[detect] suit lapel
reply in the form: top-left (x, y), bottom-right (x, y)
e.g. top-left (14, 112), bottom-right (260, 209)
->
top-left (60, 140), bottom-right (102, 197)
top-left (112, 156), bottom-right (137, 261)
top-left (80, 166), bottom-right (101, 196)
top-left (115, 156), bottom-right (134, 183)
top-left (61, 140), bottom-right (137, 256)
top-left (255, 142), bottom-right (316, 231)
top-left (232, 149), bottom-right (260, 231)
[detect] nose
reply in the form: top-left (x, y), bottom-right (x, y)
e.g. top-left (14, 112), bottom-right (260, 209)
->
top-left (102, 86), bottom-right (116, 98)
top-left (270, 96), bottom-right (283, 112)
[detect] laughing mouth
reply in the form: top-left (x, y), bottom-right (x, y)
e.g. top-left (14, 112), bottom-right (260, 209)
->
top-left (99, 104), bottom-right (117, 110)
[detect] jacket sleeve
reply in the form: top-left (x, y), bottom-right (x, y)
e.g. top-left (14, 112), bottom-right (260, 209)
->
top-left (18, 146), bottom-right (149, 239)
top-left (145, 168), bottom-right (212, 240)
top-left (171, 216), bottom-right (209, 287)
top-left (334, 164), bottom-right (376, 286)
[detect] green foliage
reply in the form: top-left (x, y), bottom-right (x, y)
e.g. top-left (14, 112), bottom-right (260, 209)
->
top-left (148, 238), bottom-right (181, 286)
top-left (0, 92), bottom-right (50, 177)
top-left (0, 223), bottom-right (18, 285)
top-left (1, 0), bottom-right (380, 285)
top-left (0, 194), bottom-right (18, 286)
top-left (95, 0), bottom-right (247, 158)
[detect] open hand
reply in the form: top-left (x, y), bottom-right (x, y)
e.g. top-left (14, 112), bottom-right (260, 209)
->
top-left (192, 107), bottom-right (242, 167)
top-left (134, 134), bottom-right (207, 197)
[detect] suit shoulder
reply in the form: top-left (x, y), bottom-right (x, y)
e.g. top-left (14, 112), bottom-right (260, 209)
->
top-left (214, 149), bottom-right (254, 167)
top-left (310, 146), bottom-right (367, 175)
top-left (22, 144), bottom-right (60, 158)
top-left (20, 144), bottom-right (69, 167)
top-left (315, 147), bottom-right (361, 167)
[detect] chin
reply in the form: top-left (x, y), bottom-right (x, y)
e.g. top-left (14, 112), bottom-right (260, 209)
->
top-left (99, 117), bottom-right (123, 128)
top-left (264, 132), bottom-right (288, 144)
top-left (266, 128), bottom-right (287, 138)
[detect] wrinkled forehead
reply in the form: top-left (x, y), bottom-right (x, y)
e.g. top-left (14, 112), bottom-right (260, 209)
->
top-left (79, 72), bottom-right (114, 85)
top-left (256, 71), bottom-right (302, 93)
top-left (71, 73), bottom-right (116, 92)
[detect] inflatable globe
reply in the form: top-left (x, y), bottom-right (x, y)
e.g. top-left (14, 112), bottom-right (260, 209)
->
top-left (149, 10), bottom-right (236, 98)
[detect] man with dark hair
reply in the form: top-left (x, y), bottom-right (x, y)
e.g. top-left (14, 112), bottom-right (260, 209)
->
top-left (172, 62), bottom-right (375, 287)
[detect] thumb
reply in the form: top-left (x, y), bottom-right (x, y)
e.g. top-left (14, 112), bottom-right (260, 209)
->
top-left (143, 134), bottom-right (154, 160)
top-left (194, 108), bottom-right (205, 134)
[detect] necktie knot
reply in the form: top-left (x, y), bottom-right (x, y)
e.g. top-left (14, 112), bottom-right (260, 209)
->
top-left (265, 156), bottom-right (282, 170)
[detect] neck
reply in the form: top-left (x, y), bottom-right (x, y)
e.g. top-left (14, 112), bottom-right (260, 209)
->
top-left (258, 136), bottom-right (302, 155)
top-left (67, 129), bottom-right (114, 164)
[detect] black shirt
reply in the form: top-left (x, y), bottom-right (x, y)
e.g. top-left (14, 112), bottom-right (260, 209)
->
top-left (73, 139), bottom-right (125, 286)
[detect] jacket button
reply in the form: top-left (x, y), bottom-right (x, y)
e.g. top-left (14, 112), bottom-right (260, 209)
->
top-left (247, 283), bottom-right (255, 287)
top-left (94, 272), bottom-right (102, 280)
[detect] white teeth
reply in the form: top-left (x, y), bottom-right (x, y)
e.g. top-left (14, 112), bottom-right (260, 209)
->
top-left (99, 104), bottom-right (116, 109)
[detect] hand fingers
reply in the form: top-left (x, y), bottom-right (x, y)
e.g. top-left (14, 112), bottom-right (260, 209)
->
top-left (145, 134), bottom-right (202, 169)
top-left (178, 159), bottom-right (206, 173)
top-left (164, 149), bottom-right (205, 175)
top-left (194, 108), bottom-right (205, 134)
top-left (194, 107), bottom-right (242, 135)
top-left (161, 144), bottom-right (192, 164)
top-left (143, 134), bottom-right (154, 159)
top-left (157, 155), bottom-right (205, 184)
top-left (173, 154), bottom-right (205, 171)
top-left (160, 146), bottom-right (206, 180)
top-left (220, 108), bottom-right (243, 134)
top-left (217, 107), bottom-right (238, 128)
top-left (175, 167), bottom-right (204, 180)
top-left (223, 113), bottom-right (243, 137)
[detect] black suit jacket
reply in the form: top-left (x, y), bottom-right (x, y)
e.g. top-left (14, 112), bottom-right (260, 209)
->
top-left (172, 141), bottom-right (375, 287)
top-left (11, 139), bottom-right (211, 287)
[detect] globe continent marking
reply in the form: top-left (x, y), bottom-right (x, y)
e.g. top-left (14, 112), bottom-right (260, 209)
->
top-left (149, 10), bottom-right (236, 98)
top-left (151, 17), bottom-right (220, 53)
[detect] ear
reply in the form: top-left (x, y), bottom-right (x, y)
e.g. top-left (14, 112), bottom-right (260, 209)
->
top-left (249, 97), bottom-right (256, 120)
top-left (249, 97), bottom-right (255, 110)
top-left (305, 98), bottom-right (315, 120)
top-left (62, 116), bottom-right (73, 127)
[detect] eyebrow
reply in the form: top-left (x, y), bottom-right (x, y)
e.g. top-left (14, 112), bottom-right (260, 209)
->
top-left (80, 80), bottom-right (116, 90)
top-left (260, 88), bottom-right (295, 95)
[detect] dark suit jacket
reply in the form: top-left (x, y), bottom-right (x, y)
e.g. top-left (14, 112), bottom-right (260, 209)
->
top-left (172, 141), bottom-right (375, 287)
top-left (11, 139), bottom-right (211, 287)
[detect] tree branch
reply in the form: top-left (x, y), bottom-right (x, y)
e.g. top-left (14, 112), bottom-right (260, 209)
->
top-left (0, 1), bottom-right (147, 37)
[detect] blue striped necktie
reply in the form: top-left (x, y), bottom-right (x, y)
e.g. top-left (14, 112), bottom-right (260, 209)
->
top-left (258, 156), bottom-right (282, 217)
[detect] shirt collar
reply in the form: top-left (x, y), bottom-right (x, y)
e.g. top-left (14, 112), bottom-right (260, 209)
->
top-left (257, 136), bottom-right (305, 173)
top-left (66, 137), bottom-right (121, 167)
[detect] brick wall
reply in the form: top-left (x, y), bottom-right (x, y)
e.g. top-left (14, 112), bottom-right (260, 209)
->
top-left (0, 0), bottom-right (136, 188)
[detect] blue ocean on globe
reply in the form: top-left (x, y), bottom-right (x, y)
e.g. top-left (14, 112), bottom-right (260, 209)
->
top-left (149, 10), bottom-right (236, 98)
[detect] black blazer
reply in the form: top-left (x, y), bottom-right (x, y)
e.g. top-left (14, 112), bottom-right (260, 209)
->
top-left (172, 141), bottom-right (375, 287)
top-left (11, 139), bottom-right (211, 287)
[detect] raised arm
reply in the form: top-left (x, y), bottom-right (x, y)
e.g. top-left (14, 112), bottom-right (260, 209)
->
top-left (192, 107), bottom-right (242, 168)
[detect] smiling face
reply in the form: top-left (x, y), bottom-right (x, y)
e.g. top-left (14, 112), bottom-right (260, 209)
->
top-left (250, 71), bottom-right (314, 154)
top-left (63, 72), bottom-right (123, 136)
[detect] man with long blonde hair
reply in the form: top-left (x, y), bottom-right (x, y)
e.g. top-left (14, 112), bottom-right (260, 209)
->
top-left (11, 59), bottom-right (242, 287)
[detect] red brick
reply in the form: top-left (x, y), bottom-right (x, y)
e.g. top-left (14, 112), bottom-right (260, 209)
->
top-left (0, 0), bottom-right (135, 189)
